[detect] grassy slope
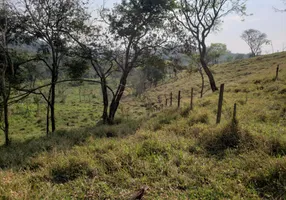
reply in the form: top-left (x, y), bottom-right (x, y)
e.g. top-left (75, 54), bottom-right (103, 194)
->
top-left (0, 52), bottom-right (286, 199)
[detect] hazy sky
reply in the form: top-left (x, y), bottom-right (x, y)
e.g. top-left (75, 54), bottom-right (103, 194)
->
top-left (92, 0), bottom-right (286, 54)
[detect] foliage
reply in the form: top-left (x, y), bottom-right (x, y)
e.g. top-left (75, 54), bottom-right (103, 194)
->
top-left (241, 29), bottom-right (270, 57)
top-left (142, 55), bottom-right (167, 87)
top-left (96, 0), bottom-right (174, 123)
top-left (14, 0), bottom-right (90, 133)
top-left (206, 43), bottom-right (228, 64)
top-left (64, 58), bottom-right (90, 79)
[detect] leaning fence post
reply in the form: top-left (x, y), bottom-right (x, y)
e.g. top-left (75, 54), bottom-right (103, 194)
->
top-left (178, 90), bottom-right (181, 108)
top-left (216, 84), bottom-right (224, 124)
top-left (190, 88), bottom-right (194, 111)
top-left (170, 92), bottom-right (173, 107)
top-left (275, 64), bottom-right (280, 81)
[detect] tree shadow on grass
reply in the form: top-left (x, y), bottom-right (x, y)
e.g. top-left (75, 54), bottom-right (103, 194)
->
top-left (0, 119), bottom-right (140, 170)
top-left (199, 121), bottom-right (255, 159)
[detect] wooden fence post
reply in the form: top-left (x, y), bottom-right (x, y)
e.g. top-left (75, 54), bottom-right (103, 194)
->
top-left (233, 103), bottom-right (237, 124)
top-left (275, 64), bottom-right (280, 81)
top-left (190, 88), bottom-right (194, 110)
top-left (178, 90), bottom-right (181, 108)
top-left (216, 84), bottom-right (224, 124)
top-left (170, 92), bottom-right (172, 107)
top-left (165, 98), bottom-right (168, 107)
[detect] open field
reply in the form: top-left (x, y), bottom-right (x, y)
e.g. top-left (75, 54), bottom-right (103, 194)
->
top-left (0, 52), bottom-right (286, 199)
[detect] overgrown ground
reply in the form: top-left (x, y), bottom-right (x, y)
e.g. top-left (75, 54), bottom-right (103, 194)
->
top-left (0, 52), bottom-right (286, 199)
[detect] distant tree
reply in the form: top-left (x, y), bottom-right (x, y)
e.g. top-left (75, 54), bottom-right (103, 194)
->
top-left (142, 55), bottom-right (166, 87)
top-left (129, 68), bottom-right (147, 97)
top-left (206, 43), bottom-right (227, 64)
top-left (172, 0), bottom-right (247, 92)
top-left (167, 55), bottom-right (182, 78)
top-left (226, 54), bottom-right (234, 62)
top-left (241, 29), bottom-right (270, 57)
top-left (235, 54), bottom-right (245, 60)
top-left (64, 58), bottom-right (90, 79)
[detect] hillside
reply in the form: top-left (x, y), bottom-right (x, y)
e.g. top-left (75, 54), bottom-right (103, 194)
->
top-left (0, 52), bottom-right (286, 199)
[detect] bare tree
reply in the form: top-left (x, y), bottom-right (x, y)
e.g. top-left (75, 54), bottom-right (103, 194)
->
top-left (241, 29), bottom-right (270, 57)
top-left (172, 0), bottom-right (247, 92)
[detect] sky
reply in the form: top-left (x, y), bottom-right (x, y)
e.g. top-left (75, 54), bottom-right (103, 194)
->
top-left (92, 0), bottom-right (286, 54)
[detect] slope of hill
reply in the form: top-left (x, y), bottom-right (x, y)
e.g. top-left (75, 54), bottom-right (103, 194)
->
top-left (0, 52), bottom-right (285, 199)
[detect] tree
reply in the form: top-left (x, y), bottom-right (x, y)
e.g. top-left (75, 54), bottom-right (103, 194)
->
top-left (97, 0), bottom-right (172, 124)
top-left (172, 0), bottom-right (247, 92)
top-left (15, 0), bottom-right (89, 134)
top-left (206, 43), bottom-right (227, 64)
top-left (0, 0), bottom-right (11, 145)
top-left (142, 55), bottom-right (166, 87)
top-left (234, 53), bottom-right (245, 60)
top-left (241, 29), bottom-right (270, 57)
top-left (0, 2), bottom-right (35, 145)
top-left (64, 58), bottom-right (90, 79)
top-left (190, 54), bottom-right (205, 97)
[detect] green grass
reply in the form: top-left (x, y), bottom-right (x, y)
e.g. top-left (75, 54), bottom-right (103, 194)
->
top-left (0, 52), bottom-right (286, 199)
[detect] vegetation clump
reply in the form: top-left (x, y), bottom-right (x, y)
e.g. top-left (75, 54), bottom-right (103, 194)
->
top-left (200, 121), bottom-right (254, 157)
top-left (250, 161), bottom-right (286, 199)
top-left (51, 159), bottom-right (92, 184)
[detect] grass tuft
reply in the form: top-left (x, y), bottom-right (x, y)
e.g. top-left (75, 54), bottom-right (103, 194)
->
top-left (250, 160), bottom-right (286, 199)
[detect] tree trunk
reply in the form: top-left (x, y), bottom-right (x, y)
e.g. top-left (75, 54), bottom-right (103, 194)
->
top-left (46, 103), bottom-right (50, 135)
top-left (200, 58), bottom-right (218, 92)
top-left (101, 77), bottom-right (109, 124)
top-left (50, 81), bottom-right (56, 132)
top-left (199, 67), bottom-right (204, 98)
top-left (108, 71), bottom-right (129, 124)
top-left (0, 73), bottom-right (10, 145)
top-left (3, 95), bottom-right (9, 146)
